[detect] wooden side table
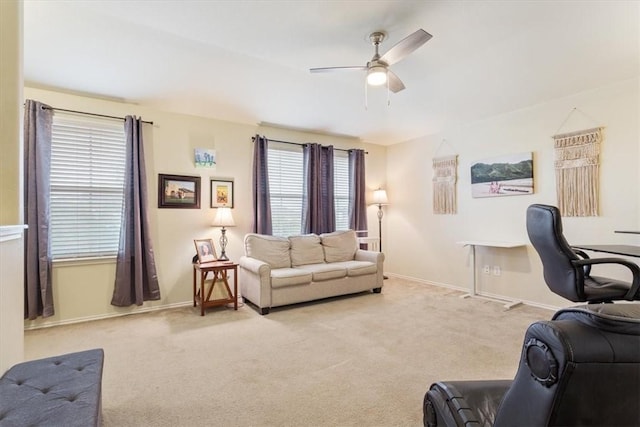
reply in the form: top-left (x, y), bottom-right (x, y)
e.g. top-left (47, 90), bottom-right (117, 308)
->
top-left (192, 261), bottom-right (238, 316)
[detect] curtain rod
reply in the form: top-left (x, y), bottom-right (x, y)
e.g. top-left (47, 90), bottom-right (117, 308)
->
top-left (42, 106), bottom-right (154, 125)
top-left (252, 136), bottom-right (368, 154)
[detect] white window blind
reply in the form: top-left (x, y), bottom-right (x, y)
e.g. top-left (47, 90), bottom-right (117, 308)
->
top-left (267, 143), bottom-right (350, 237)
top-left (334, 152), bottom-right (349, 231)
top-left (50, 114), bottom-right (126, 260)
top-left (268, 144), bottom-right (304, 237)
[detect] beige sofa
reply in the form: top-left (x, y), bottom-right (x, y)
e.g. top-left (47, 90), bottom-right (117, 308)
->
top-left (239, 230), bottom-right (384, 314)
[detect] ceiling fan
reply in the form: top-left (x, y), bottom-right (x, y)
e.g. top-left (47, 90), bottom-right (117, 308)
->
top-left (310, 29), bottom-right (433, 93)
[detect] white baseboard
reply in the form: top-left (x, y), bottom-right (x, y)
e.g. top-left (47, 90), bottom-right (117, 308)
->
top-left (25, 274), bottom-right (561, 330)
top-left (24, 301), bottom-right (193, 330)
top-left (385, 272), bottom-right (561, 313)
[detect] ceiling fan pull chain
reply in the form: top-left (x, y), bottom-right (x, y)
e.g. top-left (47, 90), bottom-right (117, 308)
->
top-left (386, 74), bottom-right (390, 106)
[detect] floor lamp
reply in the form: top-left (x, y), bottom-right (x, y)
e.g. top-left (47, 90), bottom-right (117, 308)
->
top-left (372, 188), bottom-right (388, 279)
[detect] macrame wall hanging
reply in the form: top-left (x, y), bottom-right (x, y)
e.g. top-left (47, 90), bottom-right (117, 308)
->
top-left (553, 125), bottom-right (603, 217)
top-left (432, 154), bottom-right (458, 215)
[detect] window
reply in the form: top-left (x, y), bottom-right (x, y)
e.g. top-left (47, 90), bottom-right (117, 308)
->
top-left (50, 114), bottom-right (126, 260)
top-left (267, 143), bottom-right (350, 237)
top-left (333, 152), bottom-right (349, 231)
top-left (268, 144), bottom-right (304, 237)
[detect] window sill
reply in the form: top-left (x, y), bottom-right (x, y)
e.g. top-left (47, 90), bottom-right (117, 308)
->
top-left (53, 256), bottom-right (117, 268)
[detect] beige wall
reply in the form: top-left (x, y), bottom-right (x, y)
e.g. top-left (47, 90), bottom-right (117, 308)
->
top-left (0, 0), bottom-right (22, 224)
top-left (18, 78), bottom-right (639, 328)
top-left (0, 0), bottom-right (24, 373)
top-left (386, 78), bottom-right (640, 309)
top-left (22, 87), bottom-right (385, 328)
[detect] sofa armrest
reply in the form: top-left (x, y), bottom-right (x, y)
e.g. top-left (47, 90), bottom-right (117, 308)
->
top-left (355, 249), bottom-right (384, 264)
top-left (355, 249), bottom-right (385, 289)
top-left (239, 256), bottom-right (273, 311)
top-left (239, 256), bottom-right (270, 275)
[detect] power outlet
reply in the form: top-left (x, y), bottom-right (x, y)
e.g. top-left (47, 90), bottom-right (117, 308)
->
top-left (483, 265), bottom-right (491, 274)
top-left (492, 266), bottom-right (501, 276)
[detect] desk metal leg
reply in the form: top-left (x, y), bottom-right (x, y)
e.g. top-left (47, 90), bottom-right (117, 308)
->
top-left (461, 244), bottom-right (477, 299)
top-left (460, 244), bottom-right (522, 310)
top-left (503, 300), bottom-right (523, 310)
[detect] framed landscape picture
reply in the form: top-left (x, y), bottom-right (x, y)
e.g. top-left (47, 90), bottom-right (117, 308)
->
top-left (470, 152), bottom-right (534, 198)
top-left (210, 178), bottom-right (234, 208)
top-left (158, 174), bottom-right (201, 208)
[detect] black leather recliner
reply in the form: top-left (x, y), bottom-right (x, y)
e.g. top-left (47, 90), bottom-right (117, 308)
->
top-left (424, 304), bottom-right (640, 426)
top-left (423, 204), bottom-right (640, 426)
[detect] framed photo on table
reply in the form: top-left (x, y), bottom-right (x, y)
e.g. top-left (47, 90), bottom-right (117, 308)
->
top-left (194, 239), bottom-right (217, 263)
top-left (158, 174), bottom-right (201, 208)
top-left (210, 179), bottom-right (234, 208)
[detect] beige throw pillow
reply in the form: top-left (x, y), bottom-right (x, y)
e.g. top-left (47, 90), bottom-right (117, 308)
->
top-left (289, 234), bottom-right (325, 266)
top-left (321, 230), bottom-right (357, 262)
top-left (244, 234), bottom-right (291, 269)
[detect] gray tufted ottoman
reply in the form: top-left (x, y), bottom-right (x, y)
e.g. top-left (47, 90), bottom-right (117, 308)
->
top-left (0, 348), bottom-right (104, 426)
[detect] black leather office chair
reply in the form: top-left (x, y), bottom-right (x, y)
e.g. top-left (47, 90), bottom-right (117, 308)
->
top-left (424, 304), bottom-right (640, 426)
top-left (526, 203), bottom-right (640, 302)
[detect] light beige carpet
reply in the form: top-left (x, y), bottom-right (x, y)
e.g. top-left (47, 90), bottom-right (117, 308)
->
top-left (25, 278), bottom-right (554, 426)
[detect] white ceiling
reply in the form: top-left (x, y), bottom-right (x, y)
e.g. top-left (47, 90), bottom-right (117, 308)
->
top-left (23, 1), bottom-right (639, 145)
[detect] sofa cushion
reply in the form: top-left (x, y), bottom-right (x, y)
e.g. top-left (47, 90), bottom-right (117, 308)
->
top-left (320, 230), bottom-right (358, 262)
top-left (244, 234), bottom-right (291, 269)
top-left (297, 263), bottom-right (347, 281)
top-left (332, 260), bottom-right (378, 277)
top-left (271, 268), bottom-right (313, 289)
top-left (289, 234), bottom-right (325, 267)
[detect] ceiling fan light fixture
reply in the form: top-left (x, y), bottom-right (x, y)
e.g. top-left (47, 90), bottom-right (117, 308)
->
top-left (367, 66), bottom-right (387, 86)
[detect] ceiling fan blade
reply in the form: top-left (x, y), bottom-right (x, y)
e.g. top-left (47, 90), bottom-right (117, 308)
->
top-left (310, 66), bottom-right (367, 73)
top-left (380, 29), bottom-right (432, 66)
top-left (387, 70), bottom-right (405, 93)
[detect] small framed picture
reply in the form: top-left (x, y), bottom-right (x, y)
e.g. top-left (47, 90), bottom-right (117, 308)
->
top-left (210, 178), bottom-right (234, 208)
top-left (194, 239), bottom-right (217, 263)
top-left (158, 174), bottom-right (201, 209)
top-left (195, 148), bottom-right (216, 168)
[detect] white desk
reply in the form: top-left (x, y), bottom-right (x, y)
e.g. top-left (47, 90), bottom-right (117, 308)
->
top-left (355, 230), bottom-right (380, 252)
top-left (357, 236), bottom-right (380, 251)
top-left (457, 240), bottom-right (526, 310)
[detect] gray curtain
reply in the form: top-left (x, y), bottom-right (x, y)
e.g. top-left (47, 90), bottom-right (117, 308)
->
top-left (348, 149), bottom-right (368, 232)
top-left (111, 116), bottom-right (160, 306)
top-left (252, 135), bottom-right (272, 234)
top-left (23, 100), bottom-right (54, 319)
top-left (302, 143), bottom-right (335, 234)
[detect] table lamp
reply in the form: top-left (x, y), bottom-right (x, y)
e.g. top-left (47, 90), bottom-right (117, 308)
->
top-left (212, 207), bottom-right (235, 261)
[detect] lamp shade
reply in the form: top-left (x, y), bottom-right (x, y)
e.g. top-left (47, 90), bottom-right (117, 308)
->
top-left (212, 207), bottom-right (236, 227)
top-left (367, 66), bottom-right (387, 86)
top-left (372, 188), bottom-right (389, 205)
